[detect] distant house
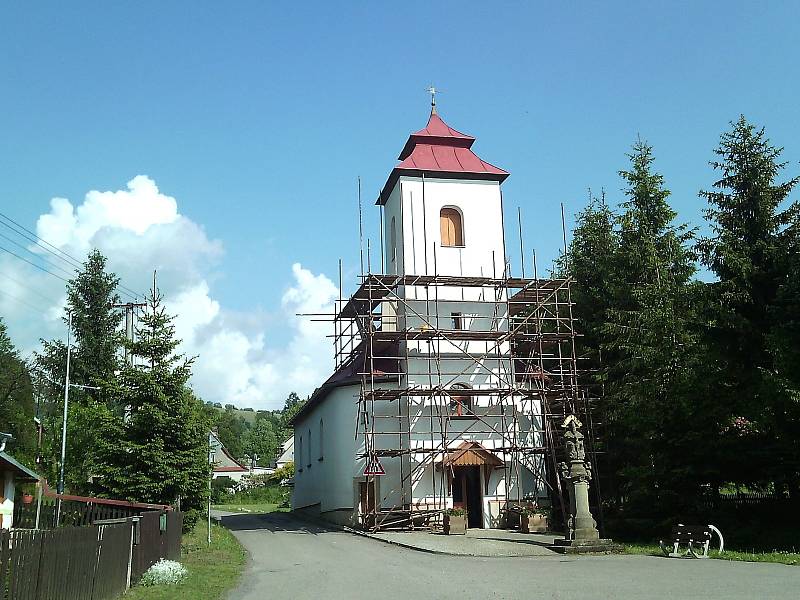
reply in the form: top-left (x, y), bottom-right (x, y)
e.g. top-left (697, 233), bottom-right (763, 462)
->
top-left (209, 431), bottom-right (274, 482)
top-left (209, 431), bottom-right (249, 482)
top-left (276, 437), bottom-right (294, 469)
top-left (0, 450), bottom-right (40, 529)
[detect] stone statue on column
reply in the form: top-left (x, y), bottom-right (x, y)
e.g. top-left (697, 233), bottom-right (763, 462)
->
top-left (551, 414), bottom-right (618, 554)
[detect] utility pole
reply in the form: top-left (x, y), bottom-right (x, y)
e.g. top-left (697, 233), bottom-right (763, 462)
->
top-left (208, 441), bottom-right (216, 546)
top-left (55, 310), bottom-right (100, 526)
top-left (57, 310), bottom-right (72, 496)
top-left (111, 301), bottom-right (146, 365)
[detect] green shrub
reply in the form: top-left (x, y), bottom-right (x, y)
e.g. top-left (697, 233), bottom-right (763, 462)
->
top-left (221, 484), bottom-right (290, 506)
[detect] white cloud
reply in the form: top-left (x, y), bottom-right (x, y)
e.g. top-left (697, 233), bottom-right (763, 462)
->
top-left (166, 263), bottom-right (338, 409)
top-left (2, 176), bottom-right (338, 409)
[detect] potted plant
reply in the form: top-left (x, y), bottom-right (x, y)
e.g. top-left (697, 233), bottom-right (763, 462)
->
top-left (518, 502), bottom-right (549, 533)
top-left (22, 493), bottom-right (34, 505)
top-left (443, 508), bottom-right (467, 535)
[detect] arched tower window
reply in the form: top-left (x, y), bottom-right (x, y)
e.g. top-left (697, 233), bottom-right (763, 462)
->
top-left (440, 207), bottom-right (464, 247)
top-left (390, 216), bottom-right (397, 266)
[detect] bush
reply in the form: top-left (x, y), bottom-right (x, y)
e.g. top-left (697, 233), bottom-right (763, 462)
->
top-left (219, 484), bottom-right (290, 507)
top-left (138, 559), bottom-right (188, 586)
top-left (270, 461), bottom-right (294, 484)
top-left (211, 476), bottom-right (236, 503)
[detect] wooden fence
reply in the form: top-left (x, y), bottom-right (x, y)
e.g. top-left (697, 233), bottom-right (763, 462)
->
top-left (14, 499), bottom-right (150, 530)
top-left (130, 511), bottom-right (183, 582)
top-left (0, 522), bottom-right (132, 600)
top-left (0, 509), bottom-right (184, 598)
top-left (14, 491), bottom-right (169, 530)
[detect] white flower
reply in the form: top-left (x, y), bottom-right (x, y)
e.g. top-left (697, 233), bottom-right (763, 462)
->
top-left (139, 559), bottom-right (188, 586)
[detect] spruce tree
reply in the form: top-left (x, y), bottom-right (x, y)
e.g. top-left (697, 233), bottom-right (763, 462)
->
top-left (567, 191), bottom-right (620, 359)
top-left (33, 249), bottom-right (124, 492)
top-left (698, 116), bottom-right (800, 493)
top-left (93, 283), bottom-right (210, 529)
top-left (601, 139), bottom-right (704, 517)
top-left (66, 250), bottom-right (123, 392)
top-left (0, 317), bottom-right (36, 465)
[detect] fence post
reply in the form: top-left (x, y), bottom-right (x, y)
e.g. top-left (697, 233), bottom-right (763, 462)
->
top-left (34, 481), bottom-right (42, 530)
top-left (126, 518), bottom-right (135, 590)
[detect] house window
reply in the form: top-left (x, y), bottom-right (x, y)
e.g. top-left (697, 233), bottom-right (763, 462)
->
top-left (390, 216), bottom-right (397, 266)
top-left (449, 383), bottom-right (474, 417)
top-left (451, 312), bottom-right (464, 330)
top-left (318, 419), bottom-right (324, 461)
top-left (440, 207), bottom-right (464, 247)
top-left (307, 428), bottom-right (312, 468)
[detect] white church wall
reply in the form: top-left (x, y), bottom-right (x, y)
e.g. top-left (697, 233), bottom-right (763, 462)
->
top-left (293, 383), bottom-right (361, 516)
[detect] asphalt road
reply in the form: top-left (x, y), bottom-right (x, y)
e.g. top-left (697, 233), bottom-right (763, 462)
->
top-left (220, 512), bottom-right (799, 600)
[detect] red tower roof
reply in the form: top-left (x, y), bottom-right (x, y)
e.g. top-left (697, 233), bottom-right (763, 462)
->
top-left (377, 110), bottom-right (509, 205)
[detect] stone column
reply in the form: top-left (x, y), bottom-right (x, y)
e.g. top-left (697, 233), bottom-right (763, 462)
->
top-left (550, 415), bottom-right (618, 553)
top-left (568, 460), bottom-right (599, 541)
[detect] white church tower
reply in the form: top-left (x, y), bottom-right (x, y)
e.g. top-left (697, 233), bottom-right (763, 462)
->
top-left (291, 101), bottom-right (567, 532)
top-left (379, 97), bottom-right (509, 282)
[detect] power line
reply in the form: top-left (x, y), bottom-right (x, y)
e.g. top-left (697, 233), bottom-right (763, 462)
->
top-left (0, 287), bottom-right (49, 315)
top-left (0, 212), bottom-right (142, 301)
top-left (0, 212), bottom-right (84, 270)
top-left (0, 244), bottom-right (70, 283)
top-left (0, 270), bottom-right (62, 306)
top-left (0, 230), bottom-right (78, 280)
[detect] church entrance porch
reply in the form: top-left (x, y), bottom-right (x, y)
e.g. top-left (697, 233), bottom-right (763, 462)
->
top-left (452, 466), bottom-right (483, 528)
top-left (440, 441), bottom-right (505, 529)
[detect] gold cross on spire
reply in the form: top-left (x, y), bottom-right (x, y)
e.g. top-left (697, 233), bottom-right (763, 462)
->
top-left (427, 85), bottom-right (438, 114)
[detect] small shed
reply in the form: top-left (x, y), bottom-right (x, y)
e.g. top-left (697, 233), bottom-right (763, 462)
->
top-left (0, 451), bottom-right (40, 529)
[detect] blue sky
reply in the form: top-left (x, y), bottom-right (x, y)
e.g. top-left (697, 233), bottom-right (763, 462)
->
top-left (1, 2), bottom-right (798, 407)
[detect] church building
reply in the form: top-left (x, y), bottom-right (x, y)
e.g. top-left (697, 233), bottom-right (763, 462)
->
top-left (291, 100), bottom-right (583, 531)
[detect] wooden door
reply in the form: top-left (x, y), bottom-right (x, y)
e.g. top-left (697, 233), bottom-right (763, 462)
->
top-left (359, 480), bottom-right (376, 529)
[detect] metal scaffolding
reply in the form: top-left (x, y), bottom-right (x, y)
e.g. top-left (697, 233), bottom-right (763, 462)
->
top-left (328, 270), bottom-right (600, 532)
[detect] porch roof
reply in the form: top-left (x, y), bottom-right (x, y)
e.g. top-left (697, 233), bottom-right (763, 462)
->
top-left (439, 441), bottom-right (503, 468)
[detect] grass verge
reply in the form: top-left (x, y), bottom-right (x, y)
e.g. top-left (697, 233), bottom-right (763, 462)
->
top-left (124, 521), bottom-right (247, 600)
top-left (624, 543), bottom-right (800, 566)
top-left (212, 502), bottom-right (289, 514)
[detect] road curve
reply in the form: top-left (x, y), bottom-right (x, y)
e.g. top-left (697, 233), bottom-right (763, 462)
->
top-left (221, 512), bottom-right (798, 600)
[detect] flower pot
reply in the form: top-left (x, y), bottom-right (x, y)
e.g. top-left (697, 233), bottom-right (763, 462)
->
top-left (22, 494), bottom-right (34, 505)
top-left (443, 514), bottom-right (467, 535)
top-left (520, 513), bottom-right (548, 533)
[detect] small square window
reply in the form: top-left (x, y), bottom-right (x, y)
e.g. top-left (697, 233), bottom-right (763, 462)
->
top-left (451, 312), bottom-right (464, 330)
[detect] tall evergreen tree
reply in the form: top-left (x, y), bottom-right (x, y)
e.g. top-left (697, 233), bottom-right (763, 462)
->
top-left (33, 249), bottom-right (124, 492)
top-left (567, 191), bottom-right (620, 360)
top-left (562, 192), bottom-right (623, 514)
top-left (601, 139), bottom-right (703, 516)
top-left (93, 283), bottom-right (210, 529)
top-left (0, 317), bottom-right (36, 465)
top-left (698, 116), bottom-right (800, 493)
top-left (66, 250), bottom-right (124, 394)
